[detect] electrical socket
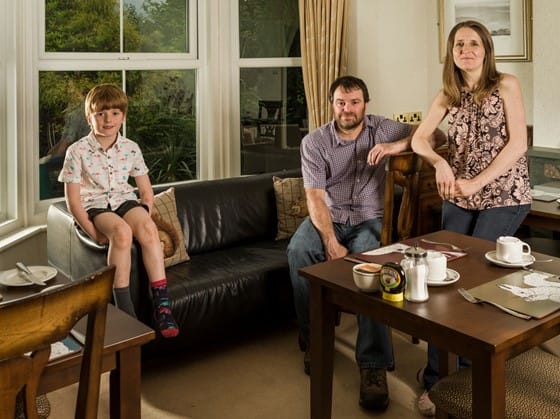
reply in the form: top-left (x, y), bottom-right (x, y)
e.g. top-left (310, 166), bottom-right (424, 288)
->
top-left (392, 111), bottom-right (422, 124)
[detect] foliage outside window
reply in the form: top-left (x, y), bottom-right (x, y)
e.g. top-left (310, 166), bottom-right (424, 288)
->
top-left (39, 0), bottom-right (196, 200)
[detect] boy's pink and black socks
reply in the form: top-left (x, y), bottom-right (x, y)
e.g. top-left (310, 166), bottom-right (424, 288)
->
top-left (151, 279), bottom-right (179, 338)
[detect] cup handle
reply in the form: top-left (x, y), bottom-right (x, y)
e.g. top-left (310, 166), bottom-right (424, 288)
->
top-left (522, 243), bottom-right (531, 255)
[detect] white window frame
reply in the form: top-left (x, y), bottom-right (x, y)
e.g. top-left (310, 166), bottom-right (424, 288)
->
top-left (30, 0), bottom-right (201, 225)
top-left (0, 0), bottom-right (23, 237)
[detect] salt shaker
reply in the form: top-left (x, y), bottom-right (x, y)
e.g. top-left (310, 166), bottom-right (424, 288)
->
top-left (401, 246), bottom-right (429, 302)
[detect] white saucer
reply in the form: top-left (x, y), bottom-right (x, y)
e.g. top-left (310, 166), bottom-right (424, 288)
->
top-left (0, 266), bottom-right (57, 287)
top-left (484, 251), bottom-right (535, 268)
top-left (427, 268), bottom-right (460, 287)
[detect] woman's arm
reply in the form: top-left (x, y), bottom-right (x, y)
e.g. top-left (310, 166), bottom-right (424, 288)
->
top-left (411, 90), bottom-right (456, 199)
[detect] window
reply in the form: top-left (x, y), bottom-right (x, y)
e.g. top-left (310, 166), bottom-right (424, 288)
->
top-left (238, 0), bottom-right (307, 175)
top-left (1, 0), bottom-right (305, 238)
top-left (39, 0), bottom-right (198, 200)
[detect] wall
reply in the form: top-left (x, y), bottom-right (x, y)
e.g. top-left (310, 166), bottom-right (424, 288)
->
top-left (533, 1), bottom-right (560, 148)
top-left (0, 231), bottom-right (47, 271)
top-left (347, 0), bottom-right (548, 146)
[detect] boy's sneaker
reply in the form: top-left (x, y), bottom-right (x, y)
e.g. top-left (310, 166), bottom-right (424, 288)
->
top-left (417, 391), bottom-right (435, 417)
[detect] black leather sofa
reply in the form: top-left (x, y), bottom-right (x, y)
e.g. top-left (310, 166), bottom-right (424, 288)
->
top-left (47, 170), bottom-right (300, 351)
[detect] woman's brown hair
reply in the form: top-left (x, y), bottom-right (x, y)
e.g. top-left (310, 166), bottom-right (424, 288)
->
top-left (442, 20), bottom-right (502, 107)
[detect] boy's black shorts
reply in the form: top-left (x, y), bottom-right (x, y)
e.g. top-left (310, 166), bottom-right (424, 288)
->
top-left (87, 200), bottom-right (149, 221)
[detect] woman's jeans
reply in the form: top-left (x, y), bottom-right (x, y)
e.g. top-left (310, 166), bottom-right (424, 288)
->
top-left (422, 201), bottom-right (532, 390)
top-left (287, 217), bottom-right (393, 370)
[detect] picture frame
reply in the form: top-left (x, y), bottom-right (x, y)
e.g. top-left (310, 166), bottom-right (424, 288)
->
top-left (438, 0), bottom-right (532, 62)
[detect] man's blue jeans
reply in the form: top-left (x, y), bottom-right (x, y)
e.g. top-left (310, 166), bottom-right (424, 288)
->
top-left (287, 217), bottom-right (393, 370)
top-left (422, 201), bottom-right (532, 390)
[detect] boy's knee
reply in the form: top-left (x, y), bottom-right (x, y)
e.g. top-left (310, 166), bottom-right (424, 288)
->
top-left (112, 224), bottom-right (133, 247)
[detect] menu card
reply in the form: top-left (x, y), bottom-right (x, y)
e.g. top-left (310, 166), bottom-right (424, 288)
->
top-left (468, 270), bottom-right (560, 319)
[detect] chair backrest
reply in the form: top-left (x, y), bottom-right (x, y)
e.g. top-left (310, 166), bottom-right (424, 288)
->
top-left (381, 151), bottom-right (424, 246)
top-left (0, 266), bottom-right (114, 419)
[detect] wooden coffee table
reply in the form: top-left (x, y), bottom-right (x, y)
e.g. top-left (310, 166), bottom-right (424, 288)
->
top-left (38, 304), bottom-right (155, 418)
top-left (0, 272), bottom-right (155, 419)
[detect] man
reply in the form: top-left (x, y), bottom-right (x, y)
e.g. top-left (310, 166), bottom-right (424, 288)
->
top-left (287, 75), bottom-right (444, 411)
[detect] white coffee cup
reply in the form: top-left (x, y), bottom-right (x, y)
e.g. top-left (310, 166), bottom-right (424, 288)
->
top-left (495, 236), bottom-right (531, 263)
top-left (426, 250), bottom-right (447, 282)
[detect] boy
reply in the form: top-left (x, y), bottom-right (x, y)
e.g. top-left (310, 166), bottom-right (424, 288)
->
top-left (58, 83), bottom-right (179, 338)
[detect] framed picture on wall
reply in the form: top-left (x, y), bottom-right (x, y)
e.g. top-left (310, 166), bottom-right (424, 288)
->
top-left (438, 0), bottom-right (532, 62)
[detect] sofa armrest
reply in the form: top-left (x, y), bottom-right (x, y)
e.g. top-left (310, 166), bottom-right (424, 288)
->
top-left (74, 223), bottom-right (109, 252)
top-left (47, 202), bottom-right (149, 317)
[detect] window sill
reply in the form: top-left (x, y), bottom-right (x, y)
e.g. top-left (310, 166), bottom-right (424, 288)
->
top-left (0, 225), bottom-right (47, 252)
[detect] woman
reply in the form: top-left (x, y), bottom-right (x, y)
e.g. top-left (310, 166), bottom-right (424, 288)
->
top-left (410, 20), bottom-right (531, 416)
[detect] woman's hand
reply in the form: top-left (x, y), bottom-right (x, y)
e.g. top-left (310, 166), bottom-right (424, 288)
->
top-left (454, 177), bottom-right (483, 198)
top-left (434, 159), bottom-right (456, 200)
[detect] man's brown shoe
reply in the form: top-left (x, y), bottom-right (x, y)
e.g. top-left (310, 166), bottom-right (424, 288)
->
top-left (359, 368), bottom-right (389, 411)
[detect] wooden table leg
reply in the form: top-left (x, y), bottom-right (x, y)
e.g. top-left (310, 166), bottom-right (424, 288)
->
top-left (472, 353), bottom-right (506, 419)
top-left (109, 346), bottom-right (142, 419)
top-left (310, 282), bottom-right (336, 419)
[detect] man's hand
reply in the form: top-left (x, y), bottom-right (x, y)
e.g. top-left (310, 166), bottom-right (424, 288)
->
top-left (324, 239), bottom-right (349, 261)
top-left (367, 142), bottom-right (400, 165)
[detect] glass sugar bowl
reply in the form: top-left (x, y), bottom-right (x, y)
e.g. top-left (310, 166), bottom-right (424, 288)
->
top-left (401, 246), bottom-right (429, 302)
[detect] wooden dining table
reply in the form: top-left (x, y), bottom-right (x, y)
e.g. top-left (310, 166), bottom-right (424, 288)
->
top-left (299, 230), bottom-right (560, 419)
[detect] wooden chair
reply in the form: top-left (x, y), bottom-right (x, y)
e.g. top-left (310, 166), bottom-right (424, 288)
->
top-left (0, 266), bottom-right (115, 419)
top-left (333, 151), bottom-right (425, 361)
top-left (429, 347), bottom-right (560, 418)
top-left (381, 151), bottom-right (423, 246)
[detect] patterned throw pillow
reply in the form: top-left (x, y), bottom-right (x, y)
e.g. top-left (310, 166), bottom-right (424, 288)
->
top-left (273, 176), bottom-right (308, 240)
top-left (152, 187), bottom-right (190, 267)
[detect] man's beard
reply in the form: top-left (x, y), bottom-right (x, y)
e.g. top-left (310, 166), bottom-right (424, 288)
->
top-left (336, 112), bottom-right (364, 130)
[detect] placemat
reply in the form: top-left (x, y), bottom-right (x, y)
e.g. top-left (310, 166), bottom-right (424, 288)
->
top-left (468, 269), bottom-right (560, 319)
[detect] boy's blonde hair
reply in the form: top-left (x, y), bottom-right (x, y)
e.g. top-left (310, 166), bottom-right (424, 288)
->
top-left (84, 83), bottom-right (128, 117)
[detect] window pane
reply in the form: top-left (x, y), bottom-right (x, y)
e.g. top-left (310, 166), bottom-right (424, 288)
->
top-left (126, 70), bottom-right (197, 183)
top-left (45, 0), bottom-right (190, 53)
top-left (45, 0), bottom-right (120, 52)
top-left (239, 0), bottom-right (300, 58)
top-left (39, 71), bottom-right (121, 200)
top-left (124, 0), bottom-right (189, 53)
top-left (240, 67), bottom-right (307, 174)
top-left (38, 69), bottom-right (197, 200)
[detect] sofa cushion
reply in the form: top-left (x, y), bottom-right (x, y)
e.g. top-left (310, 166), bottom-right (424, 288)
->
top-left (273, 176), bottom-right (308, 240)
top-left (168, 171), bottom-right (299, 255)
top-left (152, 187), bottom-right (190, 267)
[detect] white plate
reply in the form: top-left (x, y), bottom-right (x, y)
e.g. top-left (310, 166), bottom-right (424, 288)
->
top-left (0, 266), bottom-right (57, 287)
top-left (484, 251), bottom-right (535, 268)
top-left (427, 268), bottom-right (460, 287)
